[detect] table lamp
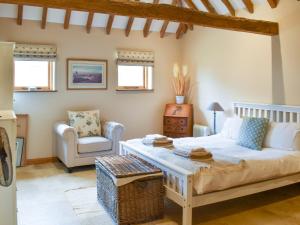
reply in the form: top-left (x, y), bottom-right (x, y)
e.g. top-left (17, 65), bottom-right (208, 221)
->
top-left (207, 102), bottom-right (224, 134)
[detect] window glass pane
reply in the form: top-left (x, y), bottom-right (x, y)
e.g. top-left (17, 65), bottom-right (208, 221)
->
top-left (147, 66), bottom-right (153, 89)
top-left (14, 61), bottom-right (49, 87)
top-left (118, 65), bottom-right (144, 87)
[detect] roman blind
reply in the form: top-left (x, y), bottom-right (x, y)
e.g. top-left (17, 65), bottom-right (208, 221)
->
top-left (14, 44), bottom-right (57, 60)
top-left (116, 49), bottom-right (154, 66)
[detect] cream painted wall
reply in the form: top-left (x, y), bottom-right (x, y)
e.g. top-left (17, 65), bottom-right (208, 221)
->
top-left (0, 1), bottom-right (299, 158)
top-left (0, 19), bottom-right (180, 159)
top-left (0, 42), bottom-right (14, 110)
top-left (181, 1), bottom-right (300, 133)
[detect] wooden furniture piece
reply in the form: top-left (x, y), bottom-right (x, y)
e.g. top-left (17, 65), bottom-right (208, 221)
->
top-left (120, 102), bottom-right (300, 225)
top-left (96, 155), bottom-right (164, 225)
top-left (16, 114), bottom-right (28, 166)
top-left (163, 104), bottom-right (193, 138)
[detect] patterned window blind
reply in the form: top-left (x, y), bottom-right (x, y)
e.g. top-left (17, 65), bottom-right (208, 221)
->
top-left (14, 44), bottom-right (57, 61)
top-left (116, 49), bottom-right (154, 66)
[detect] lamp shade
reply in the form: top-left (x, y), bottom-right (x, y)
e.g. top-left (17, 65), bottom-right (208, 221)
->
top-left (207, 102), bottom-right (224, 112)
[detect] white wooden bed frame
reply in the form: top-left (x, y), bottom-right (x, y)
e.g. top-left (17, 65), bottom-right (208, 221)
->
top-left (119, 102), bottom-right (300, 225)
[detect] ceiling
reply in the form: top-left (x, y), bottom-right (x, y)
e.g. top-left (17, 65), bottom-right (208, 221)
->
top-left (0, 0), bottom-right (268, 34)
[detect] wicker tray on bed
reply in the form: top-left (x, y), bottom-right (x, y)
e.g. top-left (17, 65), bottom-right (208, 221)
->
top-left (96, 155), bottom-right (164, 225)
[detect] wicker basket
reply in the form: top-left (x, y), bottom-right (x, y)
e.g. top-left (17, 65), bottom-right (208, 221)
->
top-left (96, 155), bottom-right (164, 225)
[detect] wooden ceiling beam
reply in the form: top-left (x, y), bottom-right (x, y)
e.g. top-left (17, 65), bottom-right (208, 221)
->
top-left (175, 0), bottom-right (186, 39)
top-left (86, 12), bottom-right (94, 33)
top-left (64, 9), bottom-right (71, 29)
top-left (125, 17), bottom-right (134, 37)
top-left (106, 14), bottom-right (114, 34)
top-left (221, 0), bottom-right (235, 16)
top-left (0, 0), bottom-right (279, 36)
top-left (17, 4), bottom-right (23, 25)
top-left (200, 0), bottom-right (217, 14)
top-left (242, 0), bottom-right (254, 13)
top-left (143, 0), bottom-right (159, 37)
top-left (41, 7), bottom-right (47, 29)
top-left (160, 0), bottom-right (177, 38)
top-left (267, 0), bottom-right (278, 8)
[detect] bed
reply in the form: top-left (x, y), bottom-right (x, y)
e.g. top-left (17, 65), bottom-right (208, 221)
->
top-left (119, 102), bottom-right (300, 225)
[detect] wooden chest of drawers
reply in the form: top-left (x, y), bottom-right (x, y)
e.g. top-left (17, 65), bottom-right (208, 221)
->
top-left (163, 104), bottom-right (193, 138)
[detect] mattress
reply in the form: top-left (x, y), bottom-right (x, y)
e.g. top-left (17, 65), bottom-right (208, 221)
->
top-left (126, 135), bottom-right (300, 195)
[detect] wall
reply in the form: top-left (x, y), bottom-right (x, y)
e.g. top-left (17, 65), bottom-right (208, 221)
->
top-left (0, 42), bottom-right (14, 110)
top-left (181, 1), bottom-right (300, 132)
top-left (0, 19), bottom-right (180, 159)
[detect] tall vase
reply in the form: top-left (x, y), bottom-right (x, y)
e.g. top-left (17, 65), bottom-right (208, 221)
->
top-left (175, 96), bottom-right (185, 104)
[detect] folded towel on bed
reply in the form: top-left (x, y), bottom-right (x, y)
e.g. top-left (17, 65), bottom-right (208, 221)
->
top-left (173, 147), bottom-right (213, 161)
top-left (142, 134), bottom-right (173, 148)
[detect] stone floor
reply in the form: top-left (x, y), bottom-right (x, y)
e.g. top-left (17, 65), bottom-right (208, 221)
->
top-left (17, 162), bottom-right (300, 225)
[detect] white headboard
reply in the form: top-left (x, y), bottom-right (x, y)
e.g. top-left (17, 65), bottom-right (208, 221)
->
top-left (233, 102), bottom-right (300, 123)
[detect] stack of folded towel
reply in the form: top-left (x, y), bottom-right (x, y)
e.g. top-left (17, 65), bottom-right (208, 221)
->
top-left (173, 146), bottom-right (213, 161)
top-left (142, 134), bottom-right (173, 148)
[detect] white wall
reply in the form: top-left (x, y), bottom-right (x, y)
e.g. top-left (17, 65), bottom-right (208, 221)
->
top-left (181, 1), bottom-right (300, 132)
top-left (0, 19), bottom-right (180, 159)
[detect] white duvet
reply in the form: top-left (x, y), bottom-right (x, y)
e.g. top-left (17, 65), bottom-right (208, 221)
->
top-left (126, 135), bottom-right (300, 195)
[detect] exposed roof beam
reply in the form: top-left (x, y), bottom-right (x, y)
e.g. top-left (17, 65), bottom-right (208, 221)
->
top-left (0, 0), bottom-right (279, 36)
top-left (175, 0), bottom-right (186, 39)
top-left (41, 7), bottom-right (47, 29)
top-left (106, 15), bottom-right (114, 34)
top-left (242, 0), bottom-right (254, 13)
top-left (160, 0), bottom-right (177, 38)
top-left (125, 17), bottom-right (134, 37)
top-left (200, 0), bottom-right (217, 14)
top-left (64, 9), bottom-right (71, 29)
top-left (221, 0), bottom-right (235, 16)
top-left (267, 0), bottom-right (278, 8)
top-left (184, 0), bottom-right (198, 10)
top-left (143, 0), bottom-right (159, 37)
top-left (17, 4), bottom-right (23, 25)
top-left (86, 12), bottom-right (94, 33)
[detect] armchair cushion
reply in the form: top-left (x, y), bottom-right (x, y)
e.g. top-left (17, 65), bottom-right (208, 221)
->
top-left (68, 110), bottom-right (101, 138)
top-left (78, 136), bottom-right (112, 154)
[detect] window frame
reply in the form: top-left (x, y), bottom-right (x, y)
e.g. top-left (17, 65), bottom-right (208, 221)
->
top-left (116, 64), bottom-right (153, 91)
top-left (14, 60), bottom-right (56, 92)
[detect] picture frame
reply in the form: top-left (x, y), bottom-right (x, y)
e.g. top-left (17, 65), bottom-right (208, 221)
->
top-left (67, 58), bottom-right (108, 90)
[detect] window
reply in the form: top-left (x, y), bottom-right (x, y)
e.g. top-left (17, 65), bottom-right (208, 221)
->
top-left (14, 60), bottom-right (55, 91)
top-left (13, 44), bottom-right (57, 92)
top-left (116, 49), bottom-right (154, 91)
top-left (117, 65), bottom-right (153, 90)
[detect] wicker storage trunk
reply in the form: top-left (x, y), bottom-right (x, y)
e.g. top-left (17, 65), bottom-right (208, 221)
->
top-left (96, 155), bottom-right (164, 225)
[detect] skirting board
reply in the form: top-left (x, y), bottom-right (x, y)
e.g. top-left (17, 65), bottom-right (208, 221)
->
top-left (25, 157), bottom-right (57, 165)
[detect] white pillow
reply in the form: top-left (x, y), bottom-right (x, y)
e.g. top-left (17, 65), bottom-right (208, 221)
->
top-left (221, 117), bottom-right (243, 140)
top-left (263, 122), bottom-right (300, 151)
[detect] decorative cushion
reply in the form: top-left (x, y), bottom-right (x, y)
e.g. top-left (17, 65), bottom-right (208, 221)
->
top-left (78, 136), bottom-right (112, 154)
top-left (237, 117), bottom-right (269, 150)
top-left (220, 117), bottom-right (243, 140)
top-left (68, 110), bottom-right (101, 138)
top-left (264, 122), bottom-right (300, 151)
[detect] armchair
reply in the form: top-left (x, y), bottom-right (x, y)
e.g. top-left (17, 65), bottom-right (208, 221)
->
top-left (54, 121), bottom-right (124, 172)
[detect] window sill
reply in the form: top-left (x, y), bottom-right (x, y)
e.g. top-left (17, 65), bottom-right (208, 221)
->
top-left (14, 90), bottom-right (58, 93)
top-left (116, 88), bottom-right (154, 92)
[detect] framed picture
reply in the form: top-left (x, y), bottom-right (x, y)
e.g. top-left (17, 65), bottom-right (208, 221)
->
top-left (67, 58), bottom-right (107, 90)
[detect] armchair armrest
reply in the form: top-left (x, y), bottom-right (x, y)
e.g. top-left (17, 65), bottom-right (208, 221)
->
top-left (54, 122), bottom-right (78, 141)
top-left (103, 121), bottom-right (125, 154)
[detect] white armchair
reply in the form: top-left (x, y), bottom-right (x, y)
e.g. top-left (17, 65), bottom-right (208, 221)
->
top-left (54, 121), bottom-right (124, 172)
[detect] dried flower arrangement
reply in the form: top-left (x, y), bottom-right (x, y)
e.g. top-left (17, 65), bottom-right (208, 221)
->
top-left (172, 63), bottom-right (189, 97)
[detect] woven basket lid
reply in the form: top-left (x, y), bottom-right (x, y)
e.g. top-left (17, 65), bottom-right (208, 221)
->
top-left (96, 155), bottom-right (161, 178)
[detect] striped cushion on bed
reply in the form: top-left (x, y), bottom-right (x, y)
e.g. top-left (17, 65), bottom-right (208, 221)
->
top-left (237, 117), bottom-right (269, 150)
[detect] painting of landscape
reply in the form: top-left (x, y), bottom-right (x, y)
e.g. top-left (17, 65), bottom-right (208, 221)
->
top-left (72, 64), bottom-right (102, 84)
